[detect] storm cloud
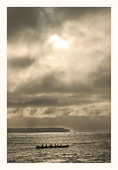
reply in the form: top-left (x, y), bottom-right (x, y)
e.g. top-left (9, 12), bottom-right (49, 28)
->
top-left (8, 56), bottom-right (35, 69)
top-left (7, 7), bottom-right (111, 131)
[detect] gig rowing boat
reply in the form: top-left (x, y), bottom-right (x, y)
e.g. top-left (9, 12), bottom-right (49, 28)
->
top-left (36, 145), bottom-right (69, 149)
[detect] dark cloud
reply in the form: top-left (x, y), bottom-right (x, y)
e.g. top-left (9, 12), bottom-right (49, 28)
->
top-left (89, 67), bottom-right (111, 98)
top-left (7, 8), bottom-right (41, 41)
top-left (89, 109), bottom-right (101, 116)
top-left (8, 56), bottom-right (35, 69)
top-left (7, 66), bottom-right (110, 109)
top-left (43, 107), bottom-right (60, 116)
top-left (28, 97), bottom-right (58, 107)
top-left (29, 108), bottom-right (37, 115)
top-left (7, 7), bottom-right (110, 44)
top-left (7, 91), bottom-right (109, 108)
top-left (7, 7), bottom-right (61, 43)
top-left (13, 68), bottom-right (110, 96)
top-left (94, 71), bottom-right (111, 90)
top-left (54, 7), bottom-right (110, 23)
top-left (7, 97), bottom-right (58, 108)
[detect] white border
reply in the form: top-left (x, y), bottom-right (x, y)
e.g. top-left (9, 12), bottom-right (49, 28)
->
top-left (0, 0), bottom-right (118, 169)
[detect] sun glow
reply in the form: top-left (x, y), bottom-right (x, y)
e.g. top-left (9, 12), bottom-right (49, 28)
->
top-left (49, 35), bottom-right (69, 50)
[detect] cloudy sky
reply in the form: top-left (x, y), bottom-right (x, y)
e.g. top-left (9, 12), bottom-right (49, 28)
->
top-left (7, 7), bottom-right (111, 132)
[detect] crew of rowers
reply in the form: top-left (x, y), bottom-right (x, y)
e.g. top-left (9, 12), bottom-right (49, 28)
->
top-left (41, 144), bottom-right (62, 147)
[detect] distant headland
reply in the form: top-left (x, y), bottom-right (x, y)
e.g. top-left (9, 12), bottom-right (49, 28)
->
top-left (7, 128), bottom-right (71, 133)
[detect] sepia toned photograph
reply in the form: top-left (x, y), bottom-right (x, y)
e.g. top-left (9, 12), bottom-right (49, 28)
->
top-left (7, 7), bottom-right (111, 163)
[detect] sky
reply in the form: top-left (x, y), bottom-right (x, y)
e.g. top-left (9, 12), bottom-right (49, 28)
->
top-left (7, 7), bottom-right (111, 132)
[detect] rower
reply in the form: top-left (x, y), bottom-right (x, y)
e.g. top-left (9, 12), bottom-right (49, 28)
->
top-left (42, 144), bottom-right (44, 147)
top-left (45, 144), bottom-right (47, 147)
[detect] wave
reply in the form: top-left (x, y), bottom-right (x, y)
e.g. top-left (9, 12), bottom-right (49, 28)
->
top-left (72, 141), bottom-right (99, 145)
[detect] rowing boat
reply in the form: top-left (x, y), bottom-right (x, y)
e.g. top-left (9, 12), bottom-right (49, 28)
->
top-left (36, 145), bottom-right (69, 149)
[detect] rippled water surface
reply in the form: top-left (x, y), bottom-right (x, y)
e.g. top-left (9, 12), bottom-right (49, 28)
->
top-left (7, 132), bottom-right (111, 163)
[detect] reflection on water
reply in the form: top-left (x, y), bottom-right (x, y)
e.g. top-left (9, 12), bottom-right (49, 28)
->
top-left (7, 132), bottom-right (111, 163)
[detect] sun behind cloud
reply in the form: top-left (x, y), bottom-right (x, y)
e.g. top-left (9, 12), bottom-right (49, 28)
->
top-left (49, 34), bottom-right (69, 50)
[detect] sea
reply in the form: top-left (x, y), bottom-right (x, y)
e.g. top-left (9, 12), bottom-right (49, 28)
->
top-left (7, 132), bottom-right (111, 163)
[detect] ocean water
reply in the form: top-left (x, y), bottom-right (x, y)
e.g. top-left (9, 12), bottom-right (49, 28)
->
top-left (7, 132), bottom-right (111, 163)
